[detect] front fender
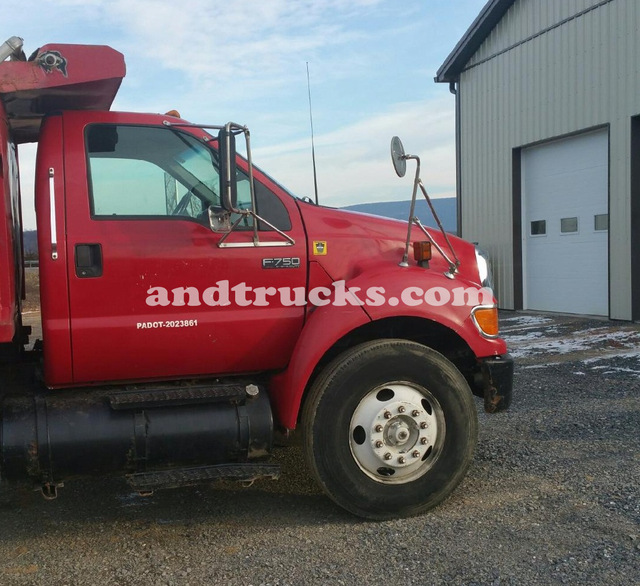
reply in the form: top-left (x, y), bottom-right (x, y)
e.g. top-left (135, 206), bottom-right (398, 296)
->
top-left (268, 302), bottom-right (370, 429)
top-left (344, 265), bottom-right (508, 358)
top-left (269, 264), bottom-right (508, 430)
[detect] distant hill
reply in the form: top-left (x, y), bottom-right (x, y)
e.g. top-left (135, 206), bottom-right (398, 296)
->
top-left (23, 230), bottom-right (38, 257)
top-left (20, 198), bottom-right (458, 258)
top-left (343, 198), bottom-right (457, 234)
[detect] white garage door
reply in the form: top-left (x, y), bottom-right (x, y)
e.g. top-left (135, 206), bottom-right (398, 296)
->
top-left (522, 130), bottom-right (609, 316)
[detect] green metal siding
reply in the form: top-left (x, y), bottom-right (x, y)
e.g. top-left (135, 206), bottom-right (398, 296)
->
top-left (458, 0), bottom-right (639, 319)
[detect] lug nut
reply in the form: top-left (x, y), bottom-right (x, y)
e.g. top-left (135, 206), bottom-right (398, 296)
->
top-left (398, 406), bottom-right (406, 414)
top-left (398, 456), bottom-right (406, 464)
top-left (420, 422), bottom-right (428, 429)
top-left (375, 425), bottom-right (383, 433)
top-left (384, 411), bottom-right (392, 419)
top-left (411, 410), bottom-right (420, 417)
top-left (420, 437), bottom-right (428, 445)
top-left (375, 440), bottom-right (383, 448)
top-left (384, 453), bottom-right (392, 461)
top-left (412, 450), bottom-right (420, 458)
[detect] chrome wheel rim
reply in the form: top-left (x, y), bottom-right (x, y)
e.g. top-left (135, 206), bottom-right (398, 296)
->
top-left (349, 382), bottom-right (445, 484)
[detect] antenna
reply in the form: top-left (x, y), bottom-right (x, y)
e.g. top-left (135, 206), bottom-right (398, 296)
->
top-left (306, 62), bottom-right (319, 205)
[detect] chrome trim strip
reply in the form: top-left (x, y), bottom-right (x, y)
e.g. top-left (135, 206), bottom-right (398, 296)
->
top-left (217, 211), bottom-right (295, 249)
top-left (48, 167), bottom-right (58, 260)
top-left (218, 241), bottom-right (294, 248)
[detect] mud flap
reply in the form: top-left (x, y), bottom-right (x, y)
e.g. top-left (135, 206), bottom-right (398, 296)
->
top-left (480, 354), bottom-right (514, 413)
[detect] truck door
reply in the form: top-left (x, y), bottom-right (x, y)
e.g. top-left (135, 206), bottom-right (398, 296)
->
top-left (62, 112), bottom-right (307, 385)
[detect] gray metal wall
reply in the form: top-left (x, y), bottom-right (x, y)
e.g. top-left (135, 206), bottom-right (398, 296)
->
top-left (458, 0), bottom-right (639, 319)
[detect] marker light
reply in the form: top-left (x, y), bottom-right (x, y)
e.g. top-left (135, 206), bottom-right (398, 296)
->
top-left (471, 306), bottom-right (499, 338)
top-left (412, 241), bottom-right (432, 264)
top-left (164, 110), bottom-right (181, 117)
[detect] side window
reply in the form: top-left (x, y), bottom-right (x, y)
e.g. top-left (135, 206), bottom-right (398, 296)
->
top-left (233, 176), bottom-right (292, 232)
top-left (86, 124), bottom-right (219, 222)
top-left (86, 123), bottom-right (291, 231)
top-left (89, 158), bottom-right (169, 215)
top-left (255, 181), bottom-right (292, 231)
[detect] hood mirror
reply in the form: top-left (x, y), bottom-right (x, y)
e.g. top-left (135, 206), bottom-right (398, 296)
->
top-left (390, 136), bottom-right (407, 178)
top-left (392, 135), bottom-right (461, 276)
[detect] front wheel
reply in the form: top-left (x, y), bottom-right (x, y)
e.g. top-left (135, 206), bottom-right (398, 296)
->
top-left (302, 339), bottom-right (478, 519)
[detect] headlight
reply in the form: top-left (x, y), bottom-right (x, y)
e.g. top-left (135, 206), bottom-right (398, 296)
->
top-left (474, 247), bottom-right (494, 292)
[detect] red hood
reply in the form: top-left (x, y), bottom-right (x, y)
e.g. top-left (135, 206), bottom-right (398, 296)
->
top-left (296, 201), bottom-right (482, 287)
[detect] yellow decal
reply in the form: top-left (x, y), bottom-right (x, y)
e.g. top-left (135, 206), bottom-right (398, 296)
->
top-left (313, 241), bottom-right (328, 256)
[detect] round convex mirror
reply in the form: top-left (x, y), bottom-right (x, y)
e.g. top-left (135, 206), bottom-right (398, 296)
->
top-left (390, 136), bottom-right (406, 177)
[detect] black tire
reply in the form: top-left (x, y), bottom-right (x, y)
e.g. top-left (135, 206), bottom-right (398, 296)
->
top-left (301, 339), bottom-right (478, 520)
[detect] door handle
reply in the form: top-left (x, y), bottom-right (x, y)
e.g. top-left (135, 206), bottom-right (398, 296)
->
top-left (75, 244), bottom-right (103, 278)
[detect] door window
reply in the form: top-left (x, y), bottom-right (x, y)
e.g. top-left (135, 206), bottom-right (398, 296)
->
top-left (87, 124), bottom-right (218, 223)
top-left (86, 124), bottom-right (291, 230)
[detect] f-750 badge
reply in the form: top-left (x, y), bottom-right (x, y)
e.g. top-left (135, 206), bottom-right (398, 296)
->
top-left (262, 257), bottom-right (301, 269)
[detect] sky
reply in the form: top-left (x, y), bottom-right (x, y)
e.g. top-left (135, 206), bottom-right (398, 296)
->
top-left (5, 0), bottom-right (488, 230)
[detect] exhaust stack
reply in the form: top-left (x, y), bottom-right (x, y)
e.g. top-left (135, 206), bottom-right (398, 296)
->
top-left (0, 36), bottom-right (24, 62)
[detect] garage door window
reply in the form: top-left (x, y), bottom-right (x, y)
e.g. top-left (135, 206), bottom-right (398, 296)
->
top-left (530, 220), bottom-right (546, 236)
top-left (561, 217), bottom-right (579, 233)
top-left (594, 214), bottom-right (608, 232)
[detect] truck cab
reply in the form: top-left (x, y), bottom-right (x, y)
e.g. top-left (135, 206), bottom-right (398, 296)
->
top-left (0, 37), bottom-right (513, 519)
top-left (37, 110), bottom-right (309, 388)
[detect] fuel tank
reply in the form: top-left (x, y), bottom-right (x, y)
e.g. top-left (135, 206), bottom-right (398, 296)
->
top-left (0, 382), bottom-right (273, 488)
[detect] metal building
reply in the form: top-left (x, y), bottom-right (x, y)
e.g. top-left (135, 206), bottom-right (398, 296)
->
top-left (436, 0), bottom-right (640, 320)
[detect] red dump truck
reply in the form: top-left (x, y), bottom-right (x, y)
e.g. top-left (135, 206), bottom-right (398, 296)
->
top-left (0, 36), bottom-right (512, 519)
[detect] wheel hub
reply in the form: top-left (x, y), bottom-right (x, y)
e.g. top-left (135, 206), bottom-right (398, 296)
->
top-left (349, 383), bottom-right (445, 483)
top-left (372, 403), bottom-right (429, 468)
top-left (385, 419), bottom-right (411, 446)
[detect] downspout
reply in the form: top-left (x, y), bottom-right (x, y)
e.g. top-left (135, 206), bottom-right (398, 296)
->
top-left (449, 81), bottom-right (462, 238)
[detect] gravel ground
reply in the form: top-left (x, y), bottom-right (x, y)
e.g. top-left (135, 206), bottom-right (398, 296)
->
top-left (1, 311), bottom-right (639, 585)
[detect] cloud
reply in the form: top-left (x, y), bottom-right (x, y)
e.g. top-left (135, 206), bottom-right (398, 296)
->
top-left (17, 96), bottom-right (454, 229)
top-left (51, 0), bottom-right (388, 95)
top-left (12, 0), bottom-right (458, 228)
top-left (17, 96), bottom-right (455, 230)
top-left (253, 96), bottom-right (456, 205)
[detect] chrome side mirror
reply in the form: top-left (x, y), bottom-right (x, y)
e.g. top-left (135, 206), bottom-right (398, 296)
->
top-left (218, 127), bottom-right (238, 211)
top-left (208, 206), bottom-right (232, 233)
top-left (390, 136), bottom-right (407, 178)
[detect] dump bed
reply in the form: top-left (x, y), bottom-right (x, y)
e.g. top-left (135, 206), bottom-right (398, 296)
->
top-left (0, 41), bottom-right (126, 343)
top-left (0, 42), bottom-right (126, 144)
top-left (0, 99), bottom-right (21, 344)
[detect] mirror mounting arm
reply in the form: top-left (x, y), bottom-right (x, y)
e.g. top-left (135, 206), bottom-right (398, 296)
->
top-left (392, 136), bottom-right (460, 273)
top-left (413, 217), bottom-right (459, 279)
top-left (399, 153), bottom-right (421, 267)
top-left (417, 179), bottom-right (460, 274)
top-left (242, 127), bottom-right (260, 246)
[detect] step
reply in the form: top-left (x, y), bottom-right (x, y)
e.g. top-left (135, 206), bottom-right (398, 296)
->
top-left (108, 383), bottom-right (252, 410)
top-left (126, 463), bottom-right (280, 491)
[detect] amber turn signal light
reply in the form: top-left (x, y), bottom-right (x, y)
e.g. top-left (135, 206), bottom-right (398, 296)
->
top-left (413, 241), bottom-right (432, 264)
top-left (472, 306), bottom-right (499, 337)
